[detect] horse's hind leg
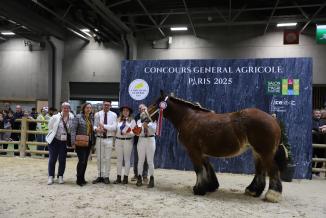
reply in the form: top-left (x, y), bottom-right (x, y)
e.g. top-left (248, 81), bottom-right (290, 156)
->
top-left (264, 157), bottom-right (282, 203)
top-left (245, 155), bottom-right (266, 197)
top-left (203, 159), bottom-right (219, 192)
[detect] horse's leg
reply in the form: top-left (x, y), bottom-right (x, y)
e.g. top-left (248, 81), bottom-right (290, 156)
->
top-left (187, 149), bottom-right (209, 195)
top-left (264, 156), bottom-right (282, 203)
top-left (203, 159), bottom-right (219, 192)
top-left (245, 155), bottom-right (266, 197)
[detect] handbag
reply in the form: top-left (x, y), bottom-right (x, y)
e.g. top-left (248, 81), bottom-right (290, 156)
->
top-left (75, 135), bottom-right (89, 147)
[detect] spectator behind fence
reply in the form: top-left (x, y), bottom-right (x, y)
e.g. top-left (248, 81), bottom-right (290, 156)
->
top-left (46, 102), bottom-right (74, 185)
top-left (12, 105), bottom-right (24, 155)
top-left (36, 108), bottom-right (48, 152)
top-left (0, 113), bottom-right (4, 154)
top-left (312, 109), bottom-right (326, 174)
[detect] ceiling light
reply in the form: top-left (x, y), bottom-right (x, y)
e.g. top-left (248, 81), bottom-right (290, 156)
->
top-left (1, 31), bottom-right (15, 35)
top-left (170, 27), bottom-right (188, 31)
top-left (94, 28), bottom-right (99, 32)
top-left (316, 25), bottom-right (326, 30)
top-left (81, 29), bottom-right (92, 37)
top-left (276, 23), bottom-right (297, 27)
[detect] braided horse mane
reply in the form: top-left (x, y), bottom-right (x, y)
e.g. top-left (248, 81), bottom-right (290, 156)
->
top-left (169, 96), bottom-right (214, 113)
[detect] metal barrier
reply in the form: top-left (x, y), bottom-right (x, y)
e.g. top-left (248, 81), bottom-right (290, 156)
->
top-left (0, 117), bottom-right (77, 157)
top-left (312, 143), bottom-right (326, 174)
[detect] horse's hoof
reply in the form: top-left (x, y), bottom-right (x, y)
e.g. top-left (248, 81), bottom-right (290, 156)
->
top-left (206, 182), bottom-right (219, 192)
top-left (245, 188), bottom-right (257, 197)
top-left (265, 190), bottom-right (282, 203)
top-left (193, 186), bottom-right (206, 195)
top-left (245, 187), bottom-right (262, 197)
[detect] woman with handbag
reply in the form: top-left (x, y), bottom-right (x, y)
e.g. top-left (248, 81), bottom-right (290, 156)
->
top-left (71, 103), bottom-right (95, 186)
top-left (46, 102), bottom-right (74, 185)
top-left (113, 106), bottom-right (136, 184)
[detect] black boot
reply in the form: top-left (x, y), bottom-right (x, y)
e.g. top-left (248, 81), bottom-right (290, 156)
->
top-left (122, 175), bottom-right (128, 184)
top-left (113, 175), bottom-right (122, 184)
top-left (147, 176), bottom-right (154, 188)
top-left (76, 177), bottom-right (84, 187)
top-left (136, 175), bottom-right (142, 186)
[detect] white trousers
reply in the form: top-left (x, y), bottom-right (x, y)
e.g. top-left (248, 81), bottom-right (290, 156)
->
top-left (95, 137), bottom-right (113, 177)
top-left (137, 137), bottom-right (156, 177)
top-left (115, 138), bottom-right (133, 176)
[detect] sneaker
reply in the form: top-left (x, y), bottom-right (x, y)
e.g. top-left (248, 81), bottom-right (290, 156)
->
top-left (47, 176), bottom-right (54, 185)
top-left (58, 176), bottom-right (64, 184)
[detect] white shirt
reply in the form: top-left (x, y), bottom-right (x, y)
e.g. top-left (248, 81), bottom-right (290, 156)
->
top-left (116, 118), bottom-right (136, 138)
top-left (136, 120), bottom-right (157, 137)
top-left (94, 110), bottom-right (117, 136)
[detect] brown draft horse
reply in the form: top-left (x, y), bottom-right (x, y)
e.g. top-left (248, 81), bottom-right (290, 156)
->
top-left (147, 91), bottom-right (287, 203)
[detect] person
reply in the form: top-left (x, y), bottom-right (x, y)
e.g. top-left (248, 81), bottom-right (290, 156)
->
top-left (0, 113), bottom-right (4, 154)
top-left (36, 108), bottom-right (48, 152)
top-left (45, 102), bottom-right (74, 185)
top-left (12, 105), bottom-right (24, 155)
top-left (135, 105), bottom-right (157, 188)
top-left (113, 106), bottom-right (136, 184)
top-left (92, 100), bottom-right (117, 184)
top-left (312, 109), bottom-right (326, 172)
top-left (131, 104), bottom-right (149, 182)
top-left (71, 103), bottom-right (95, 186)
top-left (28, 108), bottom-right (38, 142)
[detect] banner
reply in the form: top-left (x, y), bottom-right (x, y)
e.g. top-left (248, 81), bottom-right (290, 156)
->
top-left (120, 58), bottom-right (312, 179)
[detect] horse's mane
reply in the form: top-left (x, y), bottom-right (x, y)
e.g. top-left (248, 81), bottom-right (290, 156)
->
top-left (169, 96), bottom-right (214, 112)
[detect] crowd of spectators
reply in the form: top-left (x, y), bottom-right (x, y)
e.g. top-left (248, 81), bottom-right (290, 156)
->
top-left (312, 109), bottom-right (326, 174)
top-left (0, 104), bottom-right (58, 155)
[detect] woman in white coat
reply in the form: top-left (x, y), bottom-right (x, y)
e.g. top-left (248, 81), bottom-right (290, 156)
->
top-left (113, 106), bottom-right (136, 184)
top-left (135, 106), bottom-right (157, 188)
top-left (45, 102), bottom-right (74, 185)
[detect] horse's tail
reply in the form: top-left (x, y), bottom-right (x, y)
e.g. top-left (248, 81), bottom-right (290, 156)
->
top-left (273, 118), bottom-right (290, 172)
top-left (274, 144), bottom-right (288, 172)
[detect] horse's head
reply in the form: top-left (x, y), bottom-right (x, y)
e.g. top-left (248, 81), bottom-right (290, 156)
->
top-left (147, 90), bottom-right (170, 121)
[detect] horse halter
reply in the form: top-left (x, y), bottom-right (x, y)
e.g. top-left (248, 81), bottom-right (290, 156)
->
top-left (149, 96), bottom-right (169, 119)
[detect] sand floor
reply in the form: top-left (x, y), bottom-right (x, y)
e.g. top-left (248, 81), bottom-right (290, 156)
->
top-left (0, 157), bottom-right (325, 218)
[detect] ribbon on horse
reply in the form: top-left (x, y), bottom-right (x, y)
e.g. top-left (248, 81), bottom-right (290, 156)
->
top-left (156, 101), bottom-right (167, 136)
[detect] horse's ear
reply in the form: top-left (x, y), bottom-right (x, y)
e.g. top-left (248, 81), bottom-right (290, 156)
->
top-left (160, 90), bottom-right (165, 97)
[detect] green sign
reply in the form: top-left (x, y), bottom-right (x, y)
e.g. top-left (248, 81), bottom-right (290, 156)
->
top-left (316, 25), bottom-right (326, 44)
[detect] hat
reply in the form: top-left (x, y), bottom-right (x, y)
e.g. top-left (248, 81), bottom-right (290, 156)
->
top-left (119, 106), bottom-right (133, 114)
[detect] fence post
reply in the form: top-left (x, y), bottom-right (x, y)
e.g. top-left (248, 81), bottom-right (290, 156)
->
top-left (20, 117), bottom-right (27, 157)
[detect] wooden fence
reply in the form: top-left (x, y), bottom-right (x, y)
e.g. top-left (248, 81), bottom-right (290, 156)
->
top-left (0, 117), bottom-right (77, 157)
top-left (312, 143), bottom-right (326, 175)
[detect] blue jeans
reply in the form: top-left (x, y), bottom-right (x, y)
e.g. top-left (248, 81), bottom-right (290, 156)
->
top-left (48, 138), bottom-right (67, 177)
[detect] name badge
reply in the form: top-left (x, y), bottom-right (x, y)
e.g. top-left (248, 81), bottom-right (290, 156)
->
top-left (61, 134), bottom-right (67, 141)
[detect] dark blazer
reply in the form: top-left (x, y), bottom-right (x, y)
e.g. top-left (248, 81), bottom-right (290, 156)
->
top-left (71, 113), bottom-right (95, 146)
top-left (312, 118), bottom-right (326, 131)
